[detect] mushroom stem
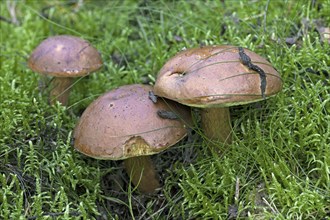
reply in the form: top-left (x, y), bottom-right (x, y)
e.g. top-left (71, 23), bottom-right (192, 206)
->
top-left (123, 155), bottom-right (160, 193)
top-left (49, 77), bottom-right (73, 106)
top-left (201, 107), bottom-right (232, 146)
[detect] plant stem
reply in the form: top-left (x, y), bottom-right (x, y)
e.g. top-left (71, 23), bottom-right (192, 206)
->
top-left (49, 77), bottom-right (73, 106)
top-left (201, 107), bottom-right (232, 146)
top-left (123, 155), bottom-right (160, 193)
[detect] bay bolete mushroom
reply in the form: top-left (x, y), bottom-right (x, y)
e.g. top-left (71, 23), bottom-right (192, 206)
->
top-left (154, 45), bottom-right (282, 146)
top-left (73, 84), bottom-right (192, 193)
top-left (28, 35), bottom-right (103, 105)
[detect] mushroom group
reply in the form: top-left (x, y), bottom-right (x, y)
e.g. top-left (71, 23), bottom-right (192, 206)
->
top-left (28, 36), bottom-right (283, 193)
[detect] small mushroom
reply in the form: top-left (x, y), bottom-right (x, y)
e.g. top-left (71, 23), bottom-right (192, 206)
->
top-left (73, 84), bottom-right (192, 193)
top-left (28, 35), bottom-right (102, 105)
top-left (154, 45), bottom-right (282, 146)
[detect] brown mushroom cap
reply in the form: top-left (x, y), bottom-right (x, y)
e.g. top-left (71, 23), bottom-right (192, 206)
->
top-left (154, 45), bottom-right (283, 108)
top-left (28, 35), bottom-right (102, 77)
top-left (74, 84), bottom-right (191, 160)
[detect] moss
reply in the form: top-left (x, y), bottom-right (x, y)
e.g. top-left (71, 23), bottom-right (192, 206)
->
top-left (1, 0), bottom-right (329, 219)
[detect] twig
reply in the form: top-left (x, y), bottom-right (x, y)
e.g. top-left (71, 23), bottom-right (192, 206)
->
top-left (0, 15), bottom-right (14, 24)
top-left (157, 110), bottom-right (179, 120)
top-left (73, 0), bottom-right (84, 12)
top-left (238, 47), bottom-right (267, 99)
top-left (6, 0), bottom-right (20, 25)
top-left (148, 91), bottom-right (158, 103)
top-left (27, 211), bottom-right (81, 220)
top-left (234, 177), bottom-right (240, 203)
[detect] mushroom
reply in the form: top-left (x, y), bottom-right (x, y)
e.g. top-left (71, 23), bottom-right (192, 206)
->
top-left (154, 45), bottom-right (282, 145)
top-left (73, 84), bottom-right (192, 193)
top-left (28, 35), bottom-right (103, 105)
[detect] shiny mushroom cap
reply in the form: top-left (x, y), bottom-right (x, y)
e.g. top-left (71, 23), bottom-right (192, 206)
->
top-left (28, 35), bottom-right (103, 77)
top-left (154, 45), bottom-right (283, 108)
top-left (74, 84), bottom-right (192, 160)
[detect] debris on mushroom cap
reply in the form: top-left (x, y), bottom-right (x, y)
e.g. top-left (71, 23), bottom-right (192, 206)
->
top-left (73, 84), bottom-right (192, 160)
top-left (28, 35), bottom-right (103, 77)
top-left (154, 45), bottom-right (283, 108)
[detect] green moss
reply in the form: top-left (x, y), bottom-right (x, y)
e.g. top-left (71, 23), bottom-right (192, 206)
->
top-left (1, 0), bottom-right (329, 219)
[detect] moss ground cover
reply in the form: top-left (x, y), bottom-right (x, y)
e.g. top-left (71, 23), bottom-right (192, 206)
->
top-left (1, 0), bottom-right (329, 219)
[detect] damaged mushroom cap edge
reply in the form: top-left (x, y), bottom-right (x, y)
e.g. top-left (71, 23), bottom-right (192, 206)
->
top-left (154, 45), bottom-right (283, 145)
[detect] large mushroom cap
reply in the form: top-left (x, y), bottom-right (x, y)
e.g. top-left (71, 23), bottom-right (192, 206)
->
top-left (28, 35), bottom-right (102, 77)
top-left (74, 84), bottom-right (192, 160)
top-left (154, 45), bottom-right (283, 108)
